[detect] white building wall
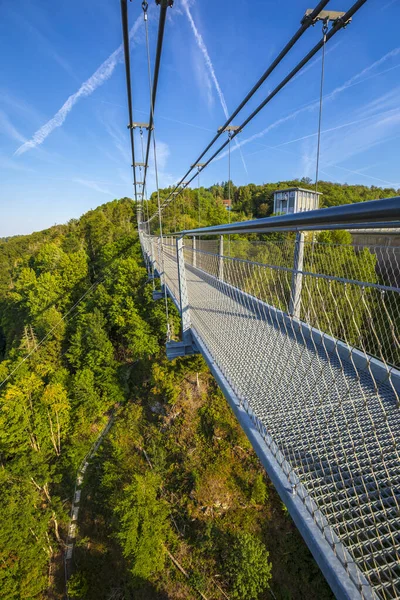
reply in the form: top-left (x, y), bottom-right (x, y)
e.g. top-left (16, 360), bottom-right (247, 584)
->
top-left (274, 189), bottom-right (320, 214)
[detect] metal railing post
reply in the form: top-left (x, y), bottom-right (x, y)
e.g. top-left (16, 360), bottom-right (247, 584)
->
top-left (192, 236), bottom-right (197, 268)
top-left (151, 237), bottom-right (157, 274)
top-left (218, 235), bottom-right (224, 281)
top-left (157, 237), bottom-right (164, 286)
top-left (289, 231), bottom-right (304, 319)
top-left (141, 233), bottom-right (147, 269)
top-left (146, 237), bottom-right (153, 268)
top-left (176, 236), bottom-right (192, 344)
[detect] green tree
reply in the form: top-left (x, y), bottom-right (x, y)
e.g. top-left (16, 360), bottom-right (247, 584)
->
top-left (225, 533), bottom-right (272, 599)
top-left (67, 571), bottom-right (89, 598)
top-left (116, 472), bottom-right (170, 579)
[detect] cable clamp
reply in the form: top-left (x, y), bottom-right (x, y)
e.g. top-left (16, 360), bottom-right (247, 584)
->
top-left (322, 18), bottom-right (329, 42)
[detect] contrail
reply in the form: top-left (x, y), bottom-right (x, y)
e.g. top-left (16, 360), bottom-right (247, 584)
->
top-left (274, 107), bottom-right (400, 149)
top-left (181, 0), bottom-right (228, 115)
top-left (181, 0), bottom-right (248, 174)
top-left (15, 15), bottom-right (143, 156)
top-left (381, 0), bottom-right (400, 11)
top-left (73, 178), bottom-right (113, 195)
top-left (248, 136), bottom-right (399, 188)
top-left (99, 100), bottom-right (215, 131)
top-left (326, 47), bottom-right (400, 102)
top-left (216, 47), bottom-right (400, 160)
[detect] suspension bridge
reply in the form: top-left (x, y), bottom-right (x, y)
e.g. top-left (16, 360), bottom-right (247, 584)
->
top-left (120, 1), bottom-right (400, 598)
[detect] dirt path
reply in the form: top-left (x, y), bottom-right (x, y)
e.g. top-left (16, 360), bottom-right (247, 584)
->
top-left (64, 411), bottom-right (116, 597)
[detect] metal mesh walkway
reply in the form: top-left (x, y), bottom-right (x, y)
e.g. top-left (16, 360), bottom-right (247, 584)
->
top-left (143, 233), bottom-right (400, 600)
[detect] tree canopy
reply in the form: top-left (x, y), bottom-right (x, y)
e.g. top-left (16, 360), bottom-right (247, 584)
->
top-left (0, 179), bottom-right (390, 598)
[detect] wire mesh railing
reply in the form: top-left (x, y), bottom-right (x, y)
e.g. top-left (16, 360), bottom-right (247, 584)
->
top-left (140, 221), bottom-right (400, 600)
top-left (162, 239), bottom-right (180, 302)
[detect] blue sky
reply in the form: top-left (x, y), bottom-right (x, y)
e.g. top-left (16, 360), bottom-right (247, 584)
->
top-left (0, 0), bottom-right (399, 236)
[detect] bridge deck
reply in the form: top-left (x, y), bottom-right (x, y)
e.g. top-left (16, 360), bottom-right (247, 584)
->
top-left (159, 243), bottom-right (400, 600)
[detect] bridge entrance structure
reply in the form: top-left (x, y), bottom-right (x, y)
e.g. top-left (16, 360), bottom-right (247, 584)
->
top-left (139, 198), bottom-right (400, 600)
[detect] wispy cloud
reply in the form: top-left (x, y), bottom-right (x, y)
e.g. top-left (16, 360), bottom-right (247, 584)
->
top-left (100, 98), bottom-right (174, 193)
top-left (216, 47), bottom-right (400, 160)
top-left (73, 178), bottom-right (114, 195)
top-left (300, 138), bottom-right (316, 180)
top-left (15, 14), bottom-right (78, 81)
top-left (154, 140), bottom-right (170, 171)
top-left (0, 99), bottom-right (68, 166)
top-left (321, 111), bottom-right (400, 170)
top-left (271, 104), bottom-right (400, 149)
top-left (381, 0), bottom-right (400, 10)
top-left (181, 0), bottom-right (248, 174)
top-left (99, 99), bottom-right (215, 132)
top-left (355, 87), bottom-right (400, 119)
top-left (14, 15), bottom-right (143, 156)
top-left (191, 47), bottom-right (213, 108)
top-left (246, 88), bottom-right (400, 188)
top-left (144, 139), bottom-right (178, 191)
top-left (291, 41), bottom-right (341, 83)
top-left (249, 135), bottom-right (399, 188)
top-left (325, 47), bottom-right (400, 102)
top-left (0, 153), bottom-right (35, 173)
top-left (216, 105), bottom-right (308, 160)
top-left (117, 168), bottom-right (133, 186)
top-left (0, 108), bottom-right (27, 144)
top-left (101, 117), bottom-right (131, 165)
top-left (0, 90), bottom-right (45, 125)
top-left (326, 161), bottom-right (400, 188)
top-left (182, 0), bottom-right (228, 115)
top-left (7, 3), bottom-right (79, 81)
top-left (315, 87), bottom-right (400, 172)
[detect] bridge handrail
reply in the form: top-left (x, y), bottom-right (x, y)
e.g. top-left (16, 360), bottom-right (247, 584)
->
top-left (159, 196), bottom-right (400, 236)
top-left (139, 209), bottom-right (400, 598)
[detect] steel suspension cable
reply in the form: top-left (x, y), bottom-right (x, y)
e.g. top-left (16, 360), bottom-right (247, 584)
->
top-left (144, 4), bottom-right (162, 238)
top-left (138, 129), bottom-right (144, 222)
top-left (148, 0), bottom-right (331, 218)
top-left (142, 0), bottom-right (173, 195)
top-left (173, 189), bottom-right (177, 232)
top-left (139, 128), bottom-right (151, 230)
top-left (143, 0), bottom-right (171, 339)
top-left (182, 187), bottom-right (187, 231)
top-left (148, 0), bottom-right (367, 223)
top-left (197, 168), bottom-right (201, 228)
top-left (315, 19), bottom-right (328, 192)
top-left (309, 19), bottom-right (329, 314)
top-left (228, 133), bottom-right (232, 256)
top-left (120, 0), bottom-right (138, 204)
top-left (139, 125), bottom-right (155, 282)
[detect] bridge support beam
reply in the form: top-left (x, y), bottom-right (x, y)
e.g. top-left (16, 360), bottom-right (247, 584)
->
top-left (166, 236), bottom-right (199, 360)
top-left (218, 235), bottom-right (224, 281)
top-left (289, 231), bottom-right (304, 319)
top-left (152, 288), bottom-right (164, 301)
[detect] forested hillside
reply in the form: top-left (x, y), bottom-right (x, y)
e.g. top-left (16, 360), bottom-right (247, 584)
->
top-left (147, 177), bottom-right (399, 231)
top-left (0, 180), bottom-right (393, 599)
